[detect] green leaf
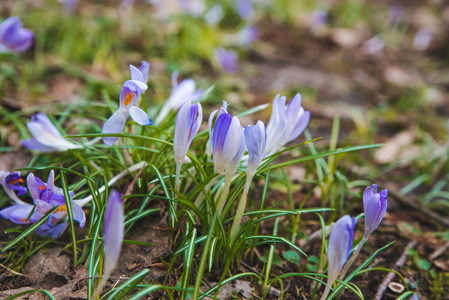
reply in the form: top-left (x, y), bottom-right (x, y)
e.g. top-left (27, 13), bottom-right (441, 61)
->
top-left (283, 250), bottom-right (301, 265)
top-left (258, 251), bottom-right (283, 266)
top-left (414, 257), bottom-right (431, 271)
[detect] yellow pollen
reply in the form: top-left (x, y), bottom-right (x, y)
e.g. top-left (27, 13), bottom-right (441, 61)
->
top-left (55, 205), bottom-right (67, 213)
top-left (39, 185), bottom-right (45, 190)
top-left (123, 92), bottom-right (135, 106)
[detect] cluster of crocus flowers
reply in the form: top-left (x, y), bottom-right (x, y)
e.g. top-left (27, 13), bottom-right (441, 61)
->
top-left (337, 185), bottom-right (388, 280)
top-left (322, 185), bottom-right (388, 299)
top-left (264, 93), bottom-right (311, 156)
top-left (21, 113), bottom-right (82, 152)
top-left (0, 16), bottom-right (34, 54)
top-left (102, 63), bottom-right (152, 146)
top-left (154, 72), bottom-right (203, 125)
top-left (0, 170), bottom-right (86, 238)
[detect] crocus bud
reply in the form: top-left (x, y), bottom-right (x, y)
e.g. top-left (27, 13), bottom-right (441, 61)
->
top-left (209, 109), bottom-right (245, 174)
top-left (244, 121), bottom-right (267, 178)
top-left (174, 101), bottom-right (202, 163)
top-left (327, 215), bottom-right (357, 287)
top-left (363, 184), bottom-right (388, 236)
top-left (21, 113), bottom-right (82, 152)
top-left (264, 93), bottom-right (311, 156)
top-left (0, 17), bottom-right (34, 53)
top-left (103, 190), bottom-right (124, 277)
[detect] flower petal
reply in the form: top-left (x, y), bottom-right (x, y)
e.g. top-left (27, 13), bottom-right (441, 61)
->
top-left (129, 65), bottom-right (144, 82)
top-left (102, 108), bottom-right (129, 146)
top-left (103, 190), bottom-right (124, 276)
top-left (129, 106), bottom-right (153, 126)
top-left (0, 204), bottom-right (35, 224)
top-left (71, 202), bottom-right (86, 227)
top-left (21, 139), bottom-right (55, 152)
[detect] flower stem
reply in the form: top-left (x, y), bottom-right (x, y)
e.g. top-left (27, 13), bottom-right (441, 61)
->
top-left (74, 161), bottom-right (147, 207)
top-left (216, 172), bottom-right (232, 215)
top-left (229, 177), bottom-right (252, 242)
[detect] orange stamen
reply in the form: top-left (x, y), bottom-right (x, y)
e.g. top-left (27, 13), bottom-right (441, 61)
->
top-left (8, 178), bottom-right (24, 185)
top-left (123, 92), bottom-right (135, 106)
top-left (55, 205), bottom-right (67, 213)
top-left (19, 218), bottom-right (30, 223)
top-left (39, 185), bottom-right (45, 190)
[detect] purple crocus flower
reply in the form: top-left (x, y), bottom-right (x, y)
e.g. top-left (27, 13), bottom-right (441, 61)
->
top-left (174, 101), bottom-right (203, 164)
top-left (321, 215), bottom-right (357, 299)
top-left (154, 72), bottom-right (203, 124)
top-left (264, 93), bottom-right (311, 156)
top-left (0, 170), bottom-right (85, 239)
top-left (363, 185), bottom-right (388, 236)
top-left (139, 60), bottom-right (150, 84)
top-left (57, 0), bottom-right (78, 13)
top-left (90, 189), bottom-right (124, 299)
top-left (231, 26), bottom-right (258, 47)
top-left (311, 10), bottom-right (327, 28)
top-left (103, 190), bottom-right (124, 278)
top-left (215, 48), bottom-right (239, 73)
top-left (0, 17), bottom-right (34, 54)
top-left (21, 113), bottom-right (82, 152)
top-left (178, 0), bottom-right (206, 17)
top-left (413, 29), bottom-right (432, 51)
top-left (244, 121), bottom-right (267, 178)
top-left (236, 0), bottom-right (254, 19)
top-left (1, 171), bottom-right (27, 197)
top-left (387, 4), bottom-right (403, 25)
top-left (204, 4), bottom-right (224, 25)
top-left (209, 108), bottom-right (246, 175)
top-left (102, 65), bottom-right (151, 146)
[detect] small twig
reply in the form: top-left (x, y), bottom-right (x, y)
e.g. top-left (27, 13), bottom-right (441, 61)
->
top-left (373, 240), bottom-right (417, 300)
top-left (389, 189), bottom-right (449, 227)
top-left (124, 167), bottom-right (144, 197)
top-left (240, 260), bottom-right (263, 277)
top-left (0, 263), bottom-right (30, 278)
top-left (430, 240), bottom-right (449, 261)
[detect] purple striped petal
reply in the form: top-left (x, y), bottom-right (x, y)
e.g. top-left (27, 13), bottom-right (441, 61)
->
top-left (363, 185), bottom-right (388, 236)
top-left (327, 215), bottom-right (356, 284)
top-left (103, 190), bottom-right (124, 276)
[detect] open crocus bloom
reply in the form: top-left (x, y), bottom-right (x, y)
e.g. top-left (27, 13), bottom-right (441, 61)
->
top-left (0, 170), bottom-right (85, 239)
top-left (21, 113), bottom-right (82, 152)
top-left (0, 171), bottom-right (27, 196)
top-left (0, 16), bottom-right (34, 53)
top-left (264, 93), bottom-right (311, 156)
top-left (102, 65), bottom-right (151, 146)
top-left (154, 71), bottom-right (203, 125)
